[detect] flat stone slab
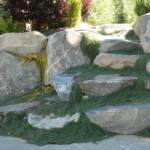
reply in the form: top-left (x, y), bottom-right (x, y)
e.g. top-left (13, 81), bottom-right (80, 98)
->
top-left (94, 53), bottom-right (140, 69)
top-left (86, 103), bottom-right (150, 134)
top-left (79, 74), bottom-right (137, 96)
top-left (0, 101), bottom-right (39, 113)
top-left (0, 96), bottom-right (60, 113)
top-left (99, 39), bottom-right (141, 52)
top-left (0, 135), bottom-right (150, 150)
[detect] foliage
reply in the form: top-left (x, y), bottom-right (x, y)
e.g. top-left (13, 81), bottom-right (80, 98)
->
top-left (87, 0), bottom-right (137, 25)
top-left (80, 34), bottom-right (99, 62)
top-left (113, 0), bottom-right (125, 23)
top-left (135, 0), bottom-right (150, 16)
top-left (0, 17), bottom-right (23, 34)
top-left (66, 0), bottom-right (82, 27)
top-left (70, 83), bottom-right (83, 103)
top-left (123, 0), bottom-right (137, 23)
top-left (4, 0), bottom-right (82, 29)
top-left (82, 0), bottom-right (90, 21)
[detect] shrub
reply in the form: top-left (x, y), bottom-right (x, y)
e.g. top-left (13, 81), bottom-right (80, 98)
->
top-left (70, 83), bottom-right (83, 103)
top-left (0, 17), bottom-right (23, 34)
top-left (66, 0), bottom-right (82, 27)
top-left (135, 0), bottom-right (150, 16)
top-left (86, 0), bottom-right (137, 25)
top-left (113, 0), bottom-right (125, 23)
top-left (4, 0), bottom-right (82, 30)
top-left (82, 0), bottom-right (90, 21)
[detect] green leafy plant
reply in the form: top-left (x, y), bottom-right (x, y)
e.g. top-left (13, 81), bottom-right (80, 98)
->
top-left (0, 17), bottom-right (23, 34)
top-left (135, 0), bottom-right (150, 16)
top-left (70, 83), bottom-right (83, 103)
top-left (66, 0), bottom-right (82, 27)
top-left (113, 0), bottom-right (125, 23)
top-left (80, 34), bottom-right (99, 63)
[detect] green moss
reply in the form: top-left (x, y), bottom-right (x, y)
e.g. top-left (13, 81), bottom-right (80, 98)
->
top-left (125, 30), bottom-right (140, 42)
top-left (136, 55), bottom-right (150, 70)
top-left (137, 128), bottom-right (150, 138)
top-left (0, 113), bottom-right (114, 145)
top-left (80, 34), bottom-right (99, 62)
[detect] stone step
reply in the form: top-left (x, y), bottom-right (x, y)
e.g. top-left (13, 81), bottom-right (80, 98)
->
top-left (99, 39), bottom-right (141, 53)
top-left (79, 74), bottom-right (137, 96)
top-left (0, 135), bottom-right (150, 150)
top-left (0, 95), bottom-right (60, 114)
top-left (94, 53), bottom-right (140, 69)
top-left (86, 103), bottom-right (150, 134)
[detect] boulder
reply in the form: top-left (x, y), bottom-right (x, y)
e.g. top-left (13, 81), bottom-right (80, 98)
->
top-left (79, 74), bottom-right (137, 96)
top-left (94, 53), bottom-right (140, 69)
top-left (0, 52), bottom-right (39, 100)
top-left (45, 29), bottom-right (90, 84)
top-left (28, 113), bottom-right (80, 130)
top-left (134, 13), bottom-right (150, 36)
top-left (86, 103), bottom-right (150, 134)
top-left (50, 72), bottom-right (80, 101)
top-left (99, 39), bottom-right (141, 52)
top-left (0, 31), bottom-right (47, 55)
top-left (134, 13), bottom-right (150, 53)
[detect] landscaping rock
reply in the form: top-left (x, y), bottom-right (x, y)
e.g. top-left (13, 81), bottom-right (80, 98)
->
top-left (45, 29), bottom-right (90, 84)
top-left (50, 72), bottom-right (80, 101)
top-left (86, 103), bottom-right (150, 134)
top-left (0, 31), bottom-right (47, 55)
top-left (134, 13), bottom-right (150, 53)
top-left (99, 24), bottom-right (132, 35)
top-left (0, 95), bottom-right (60, 113)
top-left (28, 113), bottom-right (80, 130)
top-left (0, 102), bottom-right (39, 113)
top-left (94, 53), bottom-right (140, 69)
top-left (79, 74), bottom-right (137, 96)
top-left (99, 39), bottom-right (141, 52)
top-left (0, 52), bottom-right (39, 100)
top-left (134, 13), bottom-right (150, 36)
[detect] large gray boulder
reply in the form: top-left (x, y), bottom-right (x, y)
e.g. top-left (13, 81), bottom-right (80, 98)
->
top-left (134, 13), bottom-right (150, 53)
top-left (86, 103), bottom-right (150, 134)
top-left (79, 74), bottom-right (137, 96)
top-left (0, 31), bottom-right (47, 55)
top-left (45, 29), bottom-right (90, 84)
top-left (0, 52), bottom-right (39, 100)
top-left (94, 53), bottom-right (140, 69)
